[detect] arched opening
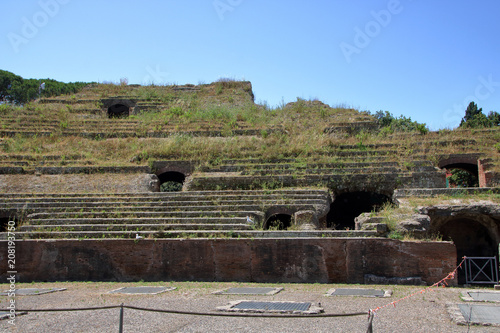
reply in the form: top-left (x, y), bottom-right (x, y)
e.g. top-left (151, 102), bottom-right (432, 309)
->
top-left (438, 218), bottom-right (498, 284)
top-left (327, 192), bottom-right (391, 230)
top-left (0, 213), bottom-right (17, 232)
top-left (265, 214), bottom-right (292, 230)
top-left (439, 157), bottom-right (480, 188)
top-left (0, 217), bottom-right (10, 232)
top-left (443, 163), bottom-right (479, 188)
top-left (108, 104), bottom-right (130, 118)
top-left (157, 171), bottom-right (185, 192)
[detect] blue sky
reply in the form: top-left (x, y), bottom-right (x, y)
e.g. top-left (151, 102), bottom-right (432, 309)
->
top-left (2, 0), bottom-right (500, 130)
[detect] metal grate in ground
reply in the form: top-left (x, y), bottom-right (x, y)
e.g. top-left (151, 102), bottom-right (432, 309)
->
top-left (0, 288), bottom-right (66, 296)
top-left (108, 286), bottom-right (176, 295)
top-left (457, 304), bottom-right (500, 326)
top-left (213, 287), bottom-right (283, 295)
top-left (462, 290), bottom-right (500, 302)
top-left (326, 288), bottom-right (391, 298)
top-left (217, 300), bottom-right (323, 314)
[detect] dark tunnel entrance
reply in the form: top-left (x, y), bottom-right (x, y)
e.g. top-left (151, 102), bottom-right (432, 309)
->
top-left (265, 214), bottom-right (292, 230)
top-left (108, 104), bottom-right (130, 118)
top-left (327, 192), bottom-right (391, 230)
top-left (438, 218), bottom-right (498, 284)
top-left (0, 217), bottom-right (10, 232)
top-left (0, 213), bottom-right (17, 232)
top-left (157, 171), bottom-right (185, 192)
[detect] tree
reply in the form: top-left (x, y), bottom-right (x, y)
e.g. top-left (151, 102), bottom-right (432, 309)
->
top-left (373, 110), bottom-right (428, 134)
top-left (488, 111), bottom-right (500, 126)
top-left (0, 69), bottom-right (90, 104)
top-left (0, 70), bottom-right (23, 101)
top-left (461, 101), bottom-right (482, 125)
top-left (459, 102), bottom-right (499, 128)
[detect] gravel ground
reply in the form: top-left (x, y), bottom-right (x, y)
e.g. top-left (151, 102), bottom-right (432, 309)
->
top-left (0, 281), bottom-right (498, 333)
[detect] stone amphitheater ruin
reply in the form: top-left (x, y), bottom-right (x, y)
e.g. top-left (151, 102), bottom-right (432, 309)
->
top-left (1, 81), bottom-right (499, 285)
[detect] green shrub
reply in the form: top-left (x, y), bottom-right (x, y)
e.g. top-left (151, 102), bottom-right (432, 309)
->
top-left (160, 181), bottom-right (183, 192)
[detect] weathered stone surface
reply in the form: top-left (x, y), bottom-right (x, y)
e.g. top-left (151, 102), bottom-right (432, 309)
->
top-left (354, 213), bottom-right (387, 235)
top-left (146, 174), bottom-right (160, 192)
top-left (419, 202), bottom-right (500, 217)
top-left (294, 210), bottom-right (318, 230)
top-left (0, 173), bottom-right (157, 193)
top-left (0, 239), bottom-right (457, 285)
top-left (396, 214), bottom-right (431, 237)
top-left (354, 213), bottom-right (384, 229)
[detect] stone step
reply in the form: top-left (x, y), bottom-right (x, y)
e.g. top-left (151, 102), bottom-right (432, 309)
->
top-left (0, 190), bottom-right (327, 199)
top-left (240, 166), bottom-right (402, 176)
top-left (19, 223), bottom-right (253, 232)
top-left (0, 188), bottom-right (329, 198)
top-left (0, 154), bottom-right (83, 161)
top-left (200, 161), bottom-right (400, 173)
top-left (4, 229), bottom-right (378, 240)
top-left (24, 217), bottom-right (252, 225)
top-left (34, 166), bottom-right (151, 174)
top-left (0, 192), bottom-right (328, 203)
top-left (187, 171), bottom-right (430, 190)
top-left (13, 204), bottom-right (267, 214)
top-left (0, 129), bottom-right (272, 139)
top-left (393, 187), bottom-right (500, 198)
top-left (188, 172), bottom-right (416, 190)
top-left (0, 161), bottom-right (29, 166)
top-left (1, 200), bottom-right (326, 212)
top-left (27, 210), bottom-right (262, 220)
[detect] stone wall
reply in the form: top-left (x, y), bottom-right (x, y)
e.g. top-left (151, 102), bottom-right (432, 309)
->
top-left (0, 238), bottom-right (457, 285)
top-left (0, 173), bottom-right (157, 193)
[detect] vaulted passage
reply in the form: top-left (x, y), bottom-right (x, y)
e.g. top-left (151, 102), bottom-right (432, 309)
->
top-left (265, 214), bottom-right (292, 230)
top-left (108, 104), bottom-right (130, 118)
top-left (157, 171), bottom-right (185, 192)
top-left (438, 218), bottom-right (498, 284)
top-left (327, 192), bottom-right (391, 230)
top-left (0, 217), bottom-right (10, 232)
top-left (442, 163), bottom-right (479, 188)
top-left (0, 214), bottom-right (17, 232)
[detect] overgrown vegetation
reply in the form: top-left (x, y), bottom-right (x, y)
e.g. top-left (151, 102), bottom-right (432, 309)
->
top-left (0, 69), bottom-right (90, 104)
top-left (447, 169), bottom-right (479, 187)
top-left (459, 101), bottom-right (500, 128)
top-left (0, 74), bottom-right (499, 175)
top-left (372, 110), bottom-right (429, 134)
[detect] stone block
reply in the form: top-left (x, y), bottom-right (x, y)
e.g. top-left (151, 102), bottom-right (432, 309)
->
top-left (294, 210), bottom-right (318, 230)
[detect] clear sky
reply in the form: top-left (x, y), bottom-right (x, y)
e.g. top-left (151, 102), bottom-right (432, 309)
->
top-left (2, 0), bottom-right (499, 130)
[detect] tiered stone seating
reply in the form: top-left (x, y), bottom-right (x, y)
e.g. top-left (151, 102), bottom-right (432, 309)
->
top-left (187, 155), bottom-right (444, 191)
top-left (1, 81), bottom-right (498, 244)
top-left (0, 189), bottom-right (378, 239)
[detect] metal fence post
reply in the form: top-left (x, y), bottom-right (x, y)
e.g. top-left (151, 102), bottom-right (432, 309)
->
top-left (119, 303), bottom-right (124, 333)
top-left (366, 310), bottom-right (374, 333)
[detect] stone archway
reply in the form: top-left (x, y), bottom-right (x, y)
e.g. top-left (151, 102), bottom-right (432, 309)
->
top-left (263, 206), bottom-right (296, 230)
top-left (426, 204), bottom-right (500, 284)
top-left (157, 171), bottom-right (185, 192)
top-left (101, 98), bottom-right (137, 119)
top-left (438, 156), bottom-right (482, 187)
top-left (107, 104), bottom-right (130, 118)
top-left (438, 218), bottom-right (497, 284)
top-left (264, 213), bottom-right (292, 230)
top-left (0, 211), bottom-right (18, 232)
top-left (326, 191), bottom-right (391, 230)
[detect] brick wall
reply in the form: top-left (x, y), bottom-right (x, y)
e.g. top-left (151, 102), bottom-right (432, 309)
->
top-left (0, 238), bottom-right (457, 285)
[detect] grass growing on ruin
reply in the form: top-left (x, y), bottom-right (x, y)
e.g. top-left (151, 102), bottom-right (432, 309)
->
top-left (399, 191), bottom-right (500, 207)
top-left (1, 81), bottom-right (500, 173)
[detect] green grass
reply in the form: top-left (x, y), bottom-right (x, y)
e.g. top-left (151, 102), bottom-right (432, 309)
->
top-left (0, 81), bottom-right (499, 174)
